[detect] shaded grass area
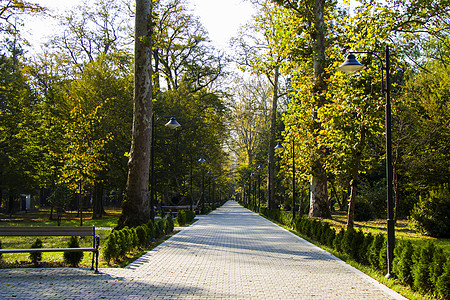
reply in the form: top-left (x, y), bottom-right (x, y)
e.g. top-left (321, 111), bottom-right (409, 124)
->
top-left (0, 208), bottom-right (197, 269)
top-left (327, 210), bottom-right (450, 255)
top-left (0, 208), bottom-right (121, 228)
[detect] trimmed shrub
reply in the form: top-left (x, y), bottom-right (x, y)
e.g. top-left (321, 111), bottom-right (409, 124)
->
top-left (430, 247), bottom-right (446, 292)
top-left (395, 241), bottom-right (414, 286)
top-left (341, 227), bottom-right (356, 258)
top-left (412, 241), bottom-right (435, 293)
top-left (378, 239), bottom-right (388, 272)
top-left (135, 225), bottom-right (148, 247)
top-left (154, 219), bottom-right (165, 238)
top-left (185, 210), bottom-right (195, 223)
top-left (359, 232), bottom-right (374, 266)
top-left (146, 221), bottom-right (155, 241)
top-left (177, 210), bottom-right (186, 226)
top-left (103, 231), bottom-right (119, 264)
top-left (436, 258), bottom-right (450, 299)
top-left (29, 238), bottom-right (43, 265)
top-left (165, 215), bottom-right (174, 235)
top-left (63, 236), bottom-right (83, 267)
top-left (333, 228), bottom-right (345, 253)
top-left (368, 233), bottom-right (385, 270)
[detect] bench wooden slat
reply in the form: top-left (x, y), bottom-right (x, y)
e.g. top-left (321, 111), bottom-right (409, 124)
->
top-left (0, 226), bottom-right (94, 237)
top-left (0, 248), bottom-right (97, 253)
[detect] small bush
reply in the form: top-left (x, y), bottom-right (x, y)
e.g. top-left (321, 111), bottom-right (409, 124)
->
top-left (333, 228), bottom-right (345, 253)
top-left (436, 258), bottom-right (450, 299)
top-left (368, 233), bottom-right (385, 270)
top-left (395, 241), bottom-right (414, 286)
top-left (410, 186), bottom-right (450, 238)
top-left (63, 236), bottom-right (83, 267)
top-left (430, 247), bottom-right (446, 291)
top-left (29, 238), bottom-right (43, 266)
top-left (378, 239), bottom-right (387, 272)
top-left (177, 210), bottom-right (186, 226)
top-left (146, 221), bottom-right (155, 241)
top-left (154, 219), bottom-right (165, 238)
top-left (359, 232), bottom-right (374, 266)
top-left (103, 231), bottom-right (120, 264)
top-left (412, 241), bottom-right (435, 293)
top-left (185, 210), bottom-right (196, 223)
top-left (165, 215), bottom-right (174, 235)
top-left (135, 225), bottom-right (148, 247)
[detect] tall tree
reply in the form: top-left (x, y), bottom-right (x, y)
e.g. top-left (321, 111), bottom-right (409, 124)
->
top-left (271, 0), bottom-right (334, 217)
top-left (117, 0), bottom-right (153, 228)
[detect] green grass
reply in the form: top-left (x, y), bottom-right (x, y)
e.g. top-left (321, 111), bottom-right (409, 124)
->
top-left (0, 208), bottom-right (120, 228)
top-left (328, 211), bottom-right (450, 255)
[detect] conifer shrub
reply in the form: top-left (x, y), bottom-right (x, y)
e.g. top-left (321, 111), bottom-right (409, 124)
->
top-left (368, 233), bottom-right (385, 270)
top-left (135, 225), bottom-right (148, 247)
top-left (177, 210), bottom-right (186, 226)
top-left (63, 236), bottom-right (83, 267)
top-left (333, 228), bottom-right (345, 253)
top-left (154, 219), bottom-right (165, 238)
top-left (378, 239), bottom-right (387, 272)
top-left (165, 215), bottom-right (174, 235)
top-left (436, 258), bottom-right (450, 299)
top-left (412, 241), bottom-right (435, 293)
top-left (395, 241), bottom-right (414, 286)
top-left (358, 232), bottom-right (374, 266)
top-left (185, 210), bottom-right (195, 223)
top-left (341, 227), bottom-right (356, 258)
top-left (29, 238), bottom-right (43, 266)
top-left (430, 247), bottom-right (446, 292)
top-left (103, 231), bottom-right (119, 264)
top-left (146, 221), bottom-right (155, 241)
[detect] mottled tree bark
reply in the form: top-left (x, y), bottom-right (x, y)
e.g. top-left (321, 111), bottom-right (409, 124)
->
top-left (117, 0), bottom-right (153, 229)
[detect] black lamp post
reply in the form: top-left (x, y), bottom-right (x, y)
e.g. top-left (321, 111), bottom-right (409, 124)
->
top-left (338, 45), bottom-right (395, 278)
top-left (150, 114), bottom-right (181, 222)
top-left (275, 140), bottom-right (296, 221)
top-left (198, 157), bottom-right (206, 210)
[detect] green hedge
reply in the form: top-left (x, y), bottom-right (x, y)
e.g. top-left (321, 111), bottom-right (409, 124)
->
top-left (103, 217), bottom-right (175, 264)
top-left (247, 203), bottom-right (449, 299)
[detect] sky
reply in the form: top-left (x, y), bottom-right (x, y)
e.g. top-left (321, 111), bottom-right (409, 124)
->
top-left (22, 0), bottom-right (256, 52)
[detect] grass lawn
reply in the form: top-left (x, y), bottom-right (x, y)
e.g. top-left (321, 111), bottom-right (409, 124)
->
top-left (326, 210), bottom-right (450, 255)
top-left (0, 207), bottom-right (197, 270)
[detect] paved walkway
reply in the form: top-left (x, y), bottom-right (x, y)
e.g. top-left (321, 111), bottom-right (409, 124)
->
top-left (0, 201), bottom-right (406, 299)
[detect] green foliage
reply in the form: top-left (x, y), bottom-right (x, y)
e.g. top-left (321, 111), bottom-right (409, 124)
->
top-left (29, 238), bottom-right (43, 265)
top-left (430, 247), bottom-right (447, 291)
top-left (63, 236), bottom-right (83, 267)
top-left (103, 231), bottom-right (119, 264)
top-left (333, 228), bottom-right (345, 253)
top-left (176, 210), bottom-right (186, 226)
top-left (368, 233), bottom-right (385, 271)
top-left (393, 241), bottom-right (414, 285)
top-left (436, 258), bottom-right (450, 299)
top-left (154, 219), bottom-right (165, 239)
top-left (358, 232), bottom-right (374, 266)
top-left (164, 215), bottom-right (174, 235)
top-left (412, 241), bottom-right (435, 293)
top-left (135, 225), bottom-right (148, 247)
top-left (354, 199), bottom-right (375, 221)
top-left (184, 210), bottom-right (196, 223)
top-left (410, 186), bottom-right (450, 238)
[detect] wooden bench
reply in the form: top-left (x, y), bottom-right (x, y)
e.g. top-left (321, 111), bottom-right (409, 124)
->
top-left (0, 226), bottom-right (100, 273)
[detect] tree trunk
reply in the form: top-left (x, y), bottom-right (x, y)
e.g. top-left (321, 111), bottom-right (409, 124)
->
top-left (308, 0), bottom-right (330, 218)
top-left (267, 66), bottom-right (279, 210)
top-left (117, 0), bottom-right (153, 229)
top-left (347, 127), bottom-right (366, 229)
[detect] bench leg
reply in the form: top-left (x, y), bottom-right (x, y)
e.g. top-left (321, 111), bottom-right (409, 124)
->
top-left (95, 250), bottom-right (99, 273)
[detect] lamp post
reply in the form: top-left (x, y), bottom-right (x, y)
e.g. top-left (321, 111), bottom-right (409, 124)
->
top-left (275, 139), bottom-right (296, 221)
top-left (150, 114), bottom-right (181, 222)
top-left (338, 45), bottom-right (395, 278)
top-left (198, 157), bottom-right (206, 210)
top-left (257, 165), bottom-right (263, 212)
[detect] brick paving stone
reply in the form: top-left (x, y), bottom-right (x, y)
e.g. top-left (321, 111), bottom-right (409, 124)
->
top-left (0, 201), bottom-right (407, 299)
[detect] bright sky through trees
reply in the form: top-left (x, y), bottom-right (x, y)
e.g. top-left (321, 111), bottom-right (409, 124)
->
top-left (22, 0), bottom-right (255, 51)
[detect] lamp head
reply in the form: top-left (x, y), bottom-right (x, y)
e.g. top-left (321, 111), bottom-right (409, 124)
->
top-left (338, 54), bottom-right (366, 74)
top-left (165, 117), bottom-right (181, 129)
top-left (274, 142), bottom-right (284, 150)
